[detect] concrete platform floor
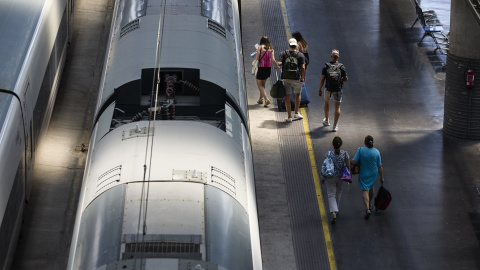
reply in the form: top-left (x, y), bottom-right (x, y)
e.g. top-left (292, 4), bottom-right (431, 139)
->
top-left (244, 0), bottom-right (480, 269)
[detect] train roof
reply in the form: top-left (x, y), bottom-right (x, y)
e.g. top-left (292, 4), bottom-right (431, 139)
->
top-left (0, 0), bottom-right (45, 91)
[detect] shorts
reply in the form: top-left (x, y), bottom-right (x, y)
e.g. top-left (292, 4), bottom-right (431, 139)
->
top-left (324, 89), bottom-right (343, 102)
top-left (283, 79), bottom-right (303, 94)
top-left (256, 67), bottom-right (271, 80)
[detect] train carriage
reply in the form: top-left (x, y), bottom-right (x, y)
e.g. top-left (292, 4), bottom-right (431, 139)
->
top-left (0, 0), bottom-right (74, 268)
top-left (67, 0), bottom-right (262, 269)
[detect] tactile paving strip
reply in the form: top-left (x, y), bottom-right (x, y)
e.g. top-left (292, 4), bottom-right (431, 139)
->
top-left (259, 0), bottom-right (332, 269)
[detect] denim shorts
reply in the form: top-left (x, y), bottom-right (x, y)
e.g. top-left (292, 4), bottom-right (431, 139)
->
top-left (324, 89), bottom-right (343, 102)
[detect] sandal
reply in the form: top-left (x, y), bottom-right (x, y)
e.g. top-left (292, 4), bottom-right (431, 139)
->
top-left (364, 209), bottom-right (371, 219)
top-left (257, 99), bottom-right (263, 104)
top-left (264, 99), bottom-right (271, 106)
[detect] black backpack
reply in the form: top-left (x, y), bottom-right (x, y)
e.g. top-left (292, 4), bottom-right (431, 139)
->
top-left (282, 51), bottom-right (300, 80)
top-left (325, 62), bottom-right (344, 92)
top-left (374, 185), bottom-right (392, 211)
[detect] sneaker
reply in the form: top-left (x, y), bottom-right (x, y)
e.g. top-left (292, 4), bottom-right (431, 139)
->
top-left (294, 113), bottom-right (303, 119)
top-left (332, 125), bottom-right (338, 132)
top-left (331, 212), bottom-right (337, 224)
top-left (286, 117), bottom-right (293, 122)
top-left (323, 118), bottom-right (330, 126)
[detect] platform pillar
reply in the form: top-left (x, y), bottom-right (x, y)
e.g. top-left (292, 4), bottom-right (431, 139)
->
top-left (444, 0), bottom-right (480, 139)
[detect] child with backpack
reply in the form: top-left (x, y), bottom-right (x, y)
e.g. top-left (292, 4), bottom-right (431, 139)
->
top-left (276, 38), bottom-right (306, 122)
top-left (320, 137), bottom-right (351, 224)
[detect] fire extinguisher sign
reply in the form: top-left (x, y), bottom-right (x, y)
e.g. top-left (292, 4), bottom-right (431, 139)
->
top-left (466, 68), bottom-right (475, 88)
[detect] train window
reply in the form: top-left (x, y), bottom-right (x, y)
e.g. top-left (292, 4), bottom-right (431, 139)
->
top-left (95, 102), bottom-right (116, 145)
top-left (224, 103), bottom-right (243, 153)
top-left (141, 68), bottom-right (200, 98)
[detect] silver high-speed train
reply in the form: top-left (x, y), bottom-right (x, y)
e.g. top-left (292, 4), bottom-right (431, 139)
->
top-left (67, 0), bottom-right (262, 269)
top-left (0, 0), bottom-right (74, 268)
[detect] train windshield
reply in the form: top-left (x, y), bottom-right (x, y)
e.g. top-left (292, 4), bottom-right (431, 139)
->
top-left (201, 0), bottom-right (231, 31)
top-left (0, 94), bottom-right (13, 128)
top-left (0, 0), bottom-right (44, 90)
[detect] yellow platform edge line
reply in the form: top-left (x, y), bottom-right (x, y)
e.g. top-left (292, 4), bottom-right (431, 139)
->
top-left (280, 1), bottom-right (336, 268)
top-left (301, 108), bottom-right (337, 270)
top-left (279, 0), bottom-right (291, 39)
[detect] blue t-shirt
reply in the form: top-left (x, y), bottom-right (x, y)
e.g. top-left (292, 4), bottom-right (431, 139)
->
top-left (353, 146), bottom-right (381, 190)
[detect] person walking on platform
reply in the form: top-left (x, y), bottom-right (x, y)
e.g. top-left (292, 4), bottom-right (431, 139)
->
top-left (292, 32), bottom-right (309, 72)
top-left (255, 36), bottom-right (279, 107)
top-left (351, 135), bottom-right (385, 219)
top-left (318, 49), bottom-right (348, 132)
top-left (321, 136), bottom-right (350, 224)
top-left (276, 38), bottom-right (306, 122)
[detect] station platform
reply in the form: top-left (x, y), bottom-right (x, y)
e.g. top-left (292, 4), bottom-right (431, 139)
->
top-left (243, 0), bottom-right (480, 269)
top-left (10, 0), bottom-right (480, 269)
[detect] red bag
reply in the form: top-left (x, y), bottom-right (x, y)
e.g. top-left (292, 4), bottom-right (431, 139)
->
top-left (374, 185), bottom-right (392, 211)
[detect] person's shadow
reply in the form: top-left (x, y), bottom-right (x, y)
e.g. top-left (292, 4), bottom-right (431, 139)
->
top-left (309, 126), bottom-right (330, 139)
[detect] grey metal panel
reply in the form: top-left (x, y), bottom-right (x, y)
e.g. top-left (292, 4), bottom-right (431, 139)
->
top-left (72, 185), bottom-right (125, 270)
top-left (241, 126), bottom-right (263, 269)
top-left (201, 0), bottom-right (230, 29)
top-left (178, 259), bottom-right (219, 270)
top-left (119, 0), bottom-right (146, 29)
top-left (149, 0), bottom-right (201, 16)
top-left (205, 186), bottom-right (253, 270)
top-left (0, 0), bottom-right (45, 90)
top-left (124, 234), bottom-right (202, 244)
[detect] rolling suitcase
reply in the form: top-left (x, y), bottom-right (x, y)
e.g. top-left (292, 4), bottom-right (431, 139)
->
top-left (276, 83), bottom-right (310, 111)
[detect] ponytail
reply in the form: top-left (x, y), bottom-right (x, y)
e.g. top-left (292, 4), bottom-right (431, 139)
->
top-left (364, 135), bottom-right (374, 148)
top-left (333, 136), bottom-right (343, 153)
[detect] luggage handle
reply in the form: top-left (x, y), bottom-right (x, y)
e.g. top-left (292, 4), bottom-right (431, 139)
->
top-left (273, 68), bottom-right (280, 81)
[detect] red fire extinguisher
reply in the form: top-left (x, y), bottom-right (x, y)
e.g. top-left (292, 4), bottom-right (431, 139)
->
top-left (466, 68), bottom-right (475, 88)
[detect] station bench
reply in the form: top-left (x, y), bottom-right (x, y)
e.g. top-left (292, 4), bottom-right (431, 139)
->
top-left (411, 0), bottom-right (449, 55)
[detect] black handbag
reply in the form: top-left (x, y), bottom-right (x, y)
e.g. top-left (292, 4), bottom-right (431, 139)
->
top-left (374, 185), bottom-right (392, 210)
top-left (270, 70), bottom-right (285, 99)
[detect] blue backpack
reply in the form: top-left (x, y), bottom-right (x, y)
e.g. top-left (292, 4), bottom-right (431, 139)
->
top-left (321, 151), bottom-right (335, 179)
